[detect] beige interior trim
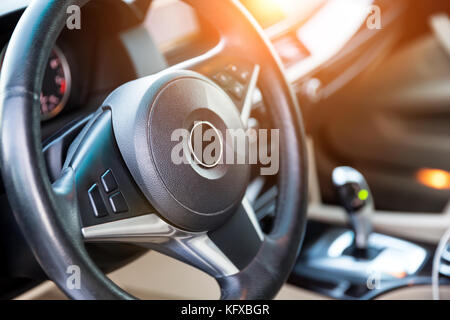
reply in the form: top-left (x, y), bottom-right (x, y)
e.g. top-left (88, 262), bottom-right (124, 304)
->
top-left (376, 285), bottom-right (450, 300)
top-left (17, 250), bottom-right (448, 300)
top-left (15, 251), bottom-right (330, 300)
top-left (15, 281), bottom-right (66, 300)
top-left (308, 203), bottom-right (450, 245)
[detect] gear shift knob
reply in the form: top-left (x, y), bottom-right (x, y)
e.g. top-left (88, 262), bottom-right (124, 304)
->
top-left (332, 167), bottom-right (373, 250)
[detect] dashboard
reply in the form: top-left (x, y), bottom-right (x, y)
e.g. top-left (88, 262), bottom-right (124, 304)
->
top-left (0, 0), bottom-right (385, 128)
top-left (146, 0), bottom-right (392, 103)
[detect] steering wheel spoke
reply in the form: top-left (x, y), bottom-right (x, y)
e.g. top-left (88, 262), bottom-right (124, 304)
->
top-left (81, 197), bottom-right (263, 279)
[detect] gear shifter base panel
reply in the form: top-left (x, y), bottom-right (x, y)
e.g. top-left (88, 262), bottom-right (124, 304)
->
top-left (297, 228), bottom-right (428, 285)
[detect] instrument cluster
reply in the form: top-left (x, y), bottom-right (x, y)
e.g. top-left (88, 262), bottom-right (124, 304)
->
top-left (0, 44), bottom-right (72, 121)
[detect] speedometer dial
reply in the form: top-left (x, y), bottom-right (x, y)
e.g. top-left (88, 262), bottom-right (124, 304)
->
top-left (40, 46), bottom-right (71, 121)
top-left (1, 45), bottom-right (71, 121)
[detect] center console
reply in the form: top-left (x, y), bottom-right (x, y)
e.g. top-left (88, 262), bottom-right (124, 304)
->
top-left (288, 222), bottom-right (436, 299)
top-left (288, 167), bottom-right (435, 299)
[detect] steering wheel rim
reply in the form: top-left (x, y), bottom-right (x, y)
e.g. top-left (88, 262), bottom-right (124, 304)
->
top-left (0, 0), bottom-right (308, 300)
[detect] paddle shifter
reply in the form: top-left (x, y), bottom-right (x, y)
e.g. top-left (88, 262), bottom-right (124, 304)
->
top-left (332, 167), bottom-right (373, 251)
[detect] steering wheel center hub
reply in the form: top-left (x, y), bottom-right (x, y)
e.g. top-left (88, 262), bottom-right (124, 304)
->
top-left (110, 71), bottom-right (250, 231)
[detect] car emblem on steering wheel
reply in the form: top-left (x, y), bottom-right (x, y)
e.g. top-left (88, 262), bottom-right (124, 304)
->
top-left (188, 121), bottom-right (224, 168)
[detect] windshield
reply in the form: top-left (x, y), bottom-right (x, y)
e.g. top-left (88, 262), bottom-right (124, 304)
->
top-left (240, 0), bottom-right (326, 28)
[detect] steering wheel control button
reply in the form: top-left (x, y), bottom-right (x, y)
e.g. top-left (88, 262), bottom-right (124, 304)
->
top-left (101, 169), bottom-right (118, 193)
top-left (109, 192), bottom-right (128, 214)
top-left (88, 184), bottom-right (108, 218)
top-left (213, 65), bottom-right (250, 100)
top-left (213, 72), bottom-right (233, 87)
top-left (226, 64), bottom-right (249, 82)
top-left (229, 81), bottom-right (245, 99)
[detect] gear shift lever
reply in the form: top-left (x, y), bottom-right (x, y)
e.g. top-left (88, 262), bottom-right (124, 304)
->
top-left (295, 168), bottom-right (427, 289)
top-left (332, 167), bottom-right (373, 251)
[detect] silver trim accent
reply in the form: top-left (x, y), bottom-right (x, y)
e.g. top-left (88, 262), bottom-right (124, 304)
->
top-left (245, 176), bottom-right (266, 204)
top-left (299, 229), bottom-right (428, 285)
top-left (242, 197), bottom-right (265, 242)
top-left (240, 64), bottom-right (260, 127)
top-left (82, 213), bottom-right (239, 277)
top-left (432, 227), bottom-right (450, 300)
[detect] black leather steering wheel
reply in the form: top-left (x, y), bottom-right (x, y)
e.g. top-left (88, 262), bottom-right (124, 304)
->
top-left (0, 0), bottom-right (307, 299)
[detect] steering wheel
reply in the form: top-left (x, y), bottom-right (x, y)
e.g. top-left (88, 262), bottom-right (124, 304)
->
top-left (0, 0), bottom-right (307, 299)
